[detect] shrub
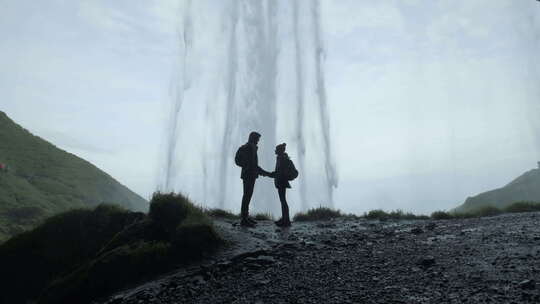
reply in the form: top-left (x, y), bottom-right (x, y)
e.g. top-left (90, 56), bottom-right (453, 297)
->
top-left (149, 192), bottom-right (194, 233)
top-left (431, 210), bottom-right (454, 220)
top-left (294, 207), bottom-right (342, 221)
top-left (364, 209), bottom-right (389, 220)
top-left (205, 208), bottom-right (239, 219)
top-left (504, 201), bottom-right (540, 213)
top-left (469, 206), bottom-right (502, 217)
top-left (253, 213), bottom-right (273, 221)
top-left (364, 209), bottom-right (428, 221)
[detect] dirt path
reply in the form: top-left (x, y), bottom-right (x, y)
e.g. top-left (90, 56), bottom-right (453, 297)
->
top-left (99, 213), bottom-right (540, 304)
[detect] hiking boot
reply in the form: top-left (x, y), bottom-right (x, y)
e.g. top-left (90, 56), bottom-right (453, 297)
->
top-left (240, 218), bottom-right (256, 228)
top-left (247, 217), bottom-right (258, 224)
top-left (274, 218), bottom-right (284, 226)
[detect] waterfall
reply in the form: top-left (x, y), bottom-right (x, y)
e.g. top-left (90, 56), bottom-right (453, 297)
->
top-left (292, 0), bottom-right (308, 210)
top-left (312, 0), bottom-right (338, 207)
top-left (163, 0), bottom-right (192, 191)
top-left (162, 0), bottom-right (338, 215)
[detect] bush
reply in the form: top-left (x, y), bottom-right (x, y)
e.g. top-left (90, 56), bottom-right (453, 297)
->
top-left (431, 211), bottom-right (454, 220)
top-left (205, 208), bottom-right (239, 219)
top-left (294, 207), bottom-right (342, 221)
top-left (504, 201), bottom-right (540, 213)
top-left (253, 213), bottom-right (273, 221)
top-left (468, 206), bottom-right (502, 218)
top-left (149, 192), bottom-right (193, 233)
top-left (364, 209), bottom-right (389, 220)
top-left (364, 209), bottom-right (428, 221)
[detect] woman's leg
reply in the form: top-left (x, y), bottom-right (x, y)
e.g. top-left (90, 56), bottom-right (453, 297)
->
top-left (278, 187), bottom-right (290, 222)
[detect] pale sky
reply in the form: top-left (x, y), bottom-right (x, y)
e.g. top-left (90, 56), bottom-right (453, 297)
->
top-left (2, 0), bottom-right (540, 214)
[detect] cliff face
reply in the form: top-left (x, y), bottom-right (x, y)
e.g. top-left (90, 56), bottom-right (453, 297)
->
top-left (456, 167), bottom-right (540, 213)
top-left (0, 111), bottom-right (147, 241)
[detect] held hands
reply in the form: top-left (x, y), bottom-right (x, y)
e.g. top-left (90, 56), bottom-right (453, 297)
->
top-left (259, 168), bottom-right (275, 178)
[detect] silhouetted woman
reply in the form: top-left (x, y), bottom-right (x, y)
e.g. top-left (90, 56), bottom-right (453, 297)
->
top-left (271, 143), bottom-right (294, 227)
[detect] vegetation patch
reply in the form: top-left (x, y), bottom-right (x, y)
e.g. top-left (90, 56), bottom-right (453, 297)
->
top-left (364, 209), bottom-right (429, 221)
top-left (431, 201), bottom-right (540, 220)
top-left (294, 207), bottom-right (344, 221)
top-left (504, 201), bottom-right (540, 213)
top-left (0, 192), bottom-right (223, 304)
top-left (205, 208), bottom-right (239, 219)
top-left (253, 213), bottom-right (274, 221)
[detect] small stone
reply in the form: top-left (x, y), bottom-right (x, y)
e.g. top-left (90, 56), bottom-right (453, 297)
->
top-left (418, 256), bottom-right (436, 268)
top-left (518, 279), bottom-right (536, 290)
top-left (425, 223), bottom-right (437, 230)
top-left (411, 227), bottom-right (424, 235)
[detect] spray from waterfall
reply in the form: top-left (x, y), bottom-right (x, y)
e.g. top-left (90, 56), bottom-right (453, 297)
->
top-left (312, 0), bottom-right (338, 207)
top-left (163, 0), bottom-right (192, 191)
top-left (292, 1), bottom-right (308, 210)
top-left (162, 0), bottom-right (338, 214)
top-left (217, 0), bottom-right (239, 208)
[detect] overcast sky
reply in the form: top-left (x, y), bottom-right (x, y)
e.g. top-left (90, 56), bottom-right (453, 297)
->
top-left (2, 0), bottom-right (540, 214)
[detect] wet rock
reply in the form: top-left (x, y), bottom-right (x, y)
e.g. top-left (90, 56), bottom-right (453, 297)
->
top-left (518, 279), bottom-right (536, 290)
top-left (417, 256), bottom-right (436, 268)
top-left (411, 227), bottom-right (424, 235)
top-left (425, 223), bottom-right (437, 231)
top-left (107, 295), bottom-right (125, 304)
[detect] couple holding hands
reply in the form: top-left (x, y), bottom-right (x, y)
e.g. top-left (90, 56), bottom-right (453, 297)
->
top-left (235, 132), bottom-right (298, 228)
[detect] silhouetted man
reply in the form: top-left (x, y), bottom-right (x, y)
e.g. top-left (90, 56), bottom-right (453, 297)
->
top-left (235, 131), bottom-right (271, 227)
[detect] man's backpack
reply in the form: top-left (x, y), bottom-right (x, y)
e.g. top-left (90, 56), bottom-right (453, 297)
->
top-left (235, 145), bottom-right (247, 168)
top-left (285, 158), bottom-right (299, 181)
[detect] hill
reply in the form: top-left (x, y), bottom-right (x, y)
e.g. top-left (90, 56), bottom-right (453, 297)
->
top-left (0, 111), bottom-right (147, 242)
top-left (455, 165), bottom-right (540, 213)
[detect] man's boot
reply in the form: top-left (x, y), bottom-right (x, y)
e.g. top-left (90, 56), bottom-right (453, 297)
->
top-left (276, 218), bottom-right (291, 227)
top-left (241, 217), bottom-right (256, 227)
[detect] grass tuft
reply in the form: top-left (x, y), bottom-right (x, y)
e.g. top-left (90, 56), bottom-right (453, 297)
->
top-left (504, 201), bottom-right (540, 213)
top-left (364, 209), bottom-right (429, 221)
top-left (293, 207), bottom-right (343, 221)
top-left (205, 208), bottom-right (239, 219)
top-left (253, 213), bottom-right (274, 221)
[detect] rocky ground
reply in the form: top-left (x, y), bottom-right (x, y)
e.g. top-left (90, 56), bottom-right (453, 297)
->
top-left (99, 213), bottom-right (540, 304)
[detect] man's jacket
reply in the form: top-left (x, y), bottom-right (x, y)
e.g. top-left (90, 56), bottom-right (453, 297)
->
top-left (238, 143), bottom-right (264, 180)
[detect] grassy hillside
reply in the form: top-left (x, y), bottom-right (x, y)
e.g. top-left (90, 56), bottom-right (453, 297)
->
top-left (0, 111), bottom-right (147, 241)
top-left (455, 167), bottom-right (540, 213)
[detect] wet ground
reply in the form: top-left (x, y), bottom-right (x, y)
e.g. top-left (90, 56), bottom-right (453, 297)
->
top-left (99, 213), bottom-right (540, 304)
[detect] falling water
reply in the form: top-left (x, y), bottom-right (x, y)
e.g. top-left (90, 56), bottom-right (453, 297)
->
top-left (163, 0), bottom-right (192, 191)
top-left (162, 0), bottom-right (338, 215)
top-left (292, 0), bottom-right (308, 210)
top-left (217, 1), bottom-right (239, 208)
top-left (312, 0), bottom-right (338, 207)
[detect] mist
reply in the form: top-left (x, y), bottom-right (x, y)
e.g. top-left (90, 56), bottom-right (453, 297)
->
top-left (1, 0), bottom-right (539, 215)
